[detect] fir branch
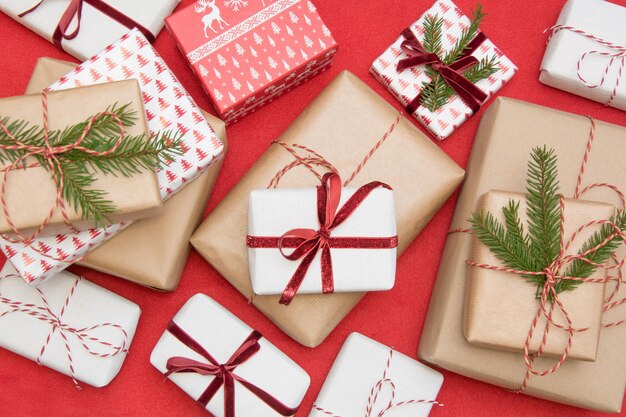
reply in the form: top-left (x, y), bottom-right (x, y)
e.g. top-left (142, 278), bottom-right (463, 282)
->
top-left (443, 4), bottom-right (486, 64)
top-left (422, 14), bottom-right (444, 56)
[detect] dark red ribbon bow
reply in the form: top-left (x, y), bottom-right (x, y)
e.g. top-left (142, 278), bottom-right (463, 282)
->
top-left (19, 0), bottom-right (155, 51)
top-left (164, 321), bottom-right (297, 417)
top-left (397, 28), bottom-right (488, 114)
top-left (247, 173), bottom-right (399, 305)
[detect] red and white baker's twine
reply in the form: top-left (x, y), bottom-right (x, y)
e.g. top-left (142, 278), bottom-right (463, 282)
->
top-left (454, 117), bottom-right (626, 392)
top-left (546, 25), bottom-right (626, 106)
top-left (0, 91), bottom-right (126, 262)
top-left (312, 349), bottom-right (442, 417)
top-left (0, 273), bottom-right (129, 388)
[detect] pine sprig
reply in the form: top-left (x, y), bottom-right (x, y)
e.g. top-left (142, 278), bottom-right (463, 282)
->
top-left (417, 4), bottom-right (500, 112)
top-left (0, 104), bottom-right (183, 226)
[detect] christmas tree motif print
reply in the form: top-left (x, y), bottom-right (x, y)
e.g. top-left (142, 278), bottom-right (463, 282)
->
top-left (195, 0), bottom-right (230, 37)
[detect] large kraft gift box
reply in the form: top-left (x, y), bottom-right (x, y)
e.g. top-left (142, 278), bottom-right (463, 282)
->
top-left (0, 79), bottom-right (162, 236)
top-left (419, 97), bottom-right (626, 412)
top-left (191, 71), bottom-right (464, 347)
top-left (26, 57), bottom-right (228, 291)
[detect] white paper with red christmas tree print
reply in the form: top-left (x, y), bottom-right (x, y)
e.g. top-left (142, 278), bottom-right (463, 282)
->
top-left (370, 0), bottom-right (516, 140)
top-left (0, 29), bottom-right (224, 285)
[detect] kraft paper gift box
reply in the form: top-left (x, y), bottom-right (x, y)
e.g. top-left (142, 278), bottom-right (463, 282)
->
top-left (0, 79), bottom-right (162, 236)
top-left (0, 263), bottom-right (140, 388)
top-left (370, 0), bottom-right (517, 140)
top-left (0, 30), bottom-right (225, 286)
top-left (310, 333), bottom-right (443, 417)
top-left (150, 294), bottom-right (310, 417)
top-left (540, 0), bottom-right (626, 111)
top-left (464, 191), bottom-right (613, 362)
top-left (0, 0), bottom-right (180, 61)
top-left (25, 57), bottom-right (228, 291)
top-left (419, 97), bottom-right (626, 412)
top-left (166, 0), bottom-right (338, 124)
top-left (191, 70), bottom-right (464, 347)
top-left (247, 183), bottom-right (397, 298)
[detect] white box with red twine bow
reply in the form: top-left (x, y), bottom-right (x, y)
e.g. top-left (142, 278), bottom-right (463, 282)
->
top-left (540, 0), bottom-right (626, 111)
top-left (246, 173), bottom-right (397, 304)
top-left (150, 294), bottom-right (310, 417)
top-left (370, 0), bottom-right (516, 140)
top-left (0, 29), bottom-right (225, 285)
top-left (0, 0), bottom-right (179, 61)
top-left (0, 263), bottom-right (140, 388)
top-left (309, 333), bottom-right (444, 417)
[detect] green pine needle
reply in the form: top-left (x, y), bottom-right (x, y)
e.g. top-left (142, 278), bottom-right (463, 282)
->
top-left (0, 104), bottom-right (184, 227)
top-left (422, 14), bottom-right (444, 56)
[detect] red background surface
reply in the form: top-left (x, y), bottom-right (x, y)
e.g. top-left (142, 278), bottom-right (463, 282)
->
top-left (1, 0), bottom-right (625, 416)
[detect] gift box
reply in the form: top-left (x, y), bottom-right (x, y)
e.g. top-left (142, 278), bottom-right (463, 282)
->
top-left (0, 79), bottom-right (162, 236)
top-left (0, 0), bottom-right (180, 61)
top-left (24, 57), bottom-right (228, 291)
top-left (0, 30), bottom-right (225, 285)
top-left (150, 294), bottom-right (310, 416)
top-left (247, 177), bottom-right (397, 302)
top-left (465, 191), bottom-right (613, 361)
top-left (0, 262), bottom-right (140, 388)
top-left (419, 97), bottom-right (626, 412)
top-left (166, 0), bottom-right (338, 124)
top-left (540, 0), bottom-right (626, 111)
top-left (310, 333), bottom-right (443, 417)
top-left (370, 0), bottom-right (516, 140)
top-left (191, 71), bottom-right (464, 347)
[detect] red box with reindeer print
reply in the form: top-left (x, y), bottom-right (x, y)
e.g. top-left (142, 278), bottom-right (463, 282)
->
top-left (166, 0), bottom-right (338, 124)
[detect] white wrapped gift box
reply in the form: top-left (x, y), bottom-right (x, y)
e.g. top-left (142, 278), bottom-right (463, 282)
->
top-left (540, 0), bottom-right (626, 111)
top-left (0, 0), bottom-right (179, 61)
top-left (0, 29), bottom-right (225, 285)
top-left (310, 333), bottom-right (444, 417)
top-left (150, 294), bottom-right (310, 417)
top-left (247, 185), bottom-right (397, 297)
top-left (0, 263), bottom-right (140, 388)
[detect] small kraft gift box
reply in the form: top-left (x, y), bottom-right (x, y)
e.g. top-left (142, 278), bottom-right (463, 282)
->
top-left (371, 0), bottom-right (516, 140)
top-left (247, 172), bottom-right (398, 304)
top-left (0, 0), bottom-right (181, 61)
top-left (166, 0), bottom-right (338, 124)
top-left (0, 263), bottom-right (141, 388)
top-left (540, 0), bottom-right (626, 111)
top-left (310, 333), bottom-right (443, 417)
top-left (150, 294), bottom-right (310, 417)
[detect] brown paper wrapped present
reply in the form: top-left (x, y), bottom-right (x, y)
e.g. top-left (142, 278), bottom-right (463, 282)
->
top-left (419, 97), bottom-right (626, 412)
top-left (25, 58), bottom-right (228, 291)
top-left (0, 79), bottom-right (162, 235)
top-left (191, 71), bottom-right (465, 347)
top-left (465, 190), bottom-right (613, 361)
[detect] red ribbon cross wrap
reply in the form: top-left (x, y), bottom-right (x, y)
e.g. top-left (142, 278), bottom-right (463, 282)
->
top-left (397, 28), bottom-right (488, 114)
top-left (247, 172), bottom-right (399, 305)
top-left (164, 321), bottom-right (298, 417)
top-left (19, 0), bottom-right (155, 52)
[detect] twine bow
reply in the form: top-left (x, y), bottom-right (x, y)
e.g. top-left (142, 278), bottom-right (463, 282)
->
top-left (397, 28), bottom-right (488, 114)
top-left (0, 273), bottom-right (129, 388)
top-left (0, 91), bottom-right (125, 249)
top-left (164, 321), bottom-right (298, 417)
top-left (313, 348), bottom-right (442, 417)
top-left (546, 25), bottom-right (626, 106)
top-left (19, 0), bottom-right (155, 51)
top-left (247, 172), bottom-right (398, 305)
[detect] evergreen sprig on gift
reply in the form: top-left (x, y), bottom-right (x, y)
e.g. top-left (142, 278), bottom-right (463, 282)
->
top-left (0, 104), bottom-right (183, 227)
top-left (420, 4), bottom-right (500, 112)
top-left (468, 146), bottom-right (626, 298)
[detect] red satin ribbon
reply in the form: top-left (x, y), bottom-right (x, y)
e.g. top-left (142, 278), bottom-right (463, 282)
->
top-left (19, 0), bottom-right (155, 51)
top-left (164, 321), bottom-right (298, 417)
top-left (397, 28), bottom-right (488, 114)
top-left (246, 173), bottom-right (398, 305)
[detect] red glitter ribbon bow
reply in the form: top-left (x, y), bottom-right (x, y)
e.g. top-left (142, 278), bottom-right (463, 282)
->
top-left (19, 0), bottom-right (155, 51)
top-left (397, 28), bottom-right (488, 114)
top-left (247, 173), bottom-right (398, 305)
top-left (164, 321), bottom-right (298, 417)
